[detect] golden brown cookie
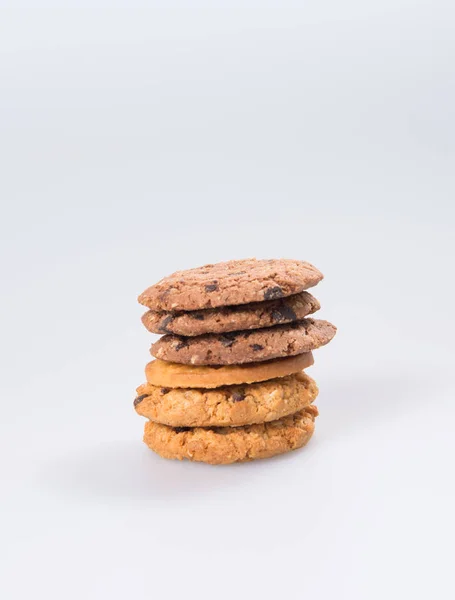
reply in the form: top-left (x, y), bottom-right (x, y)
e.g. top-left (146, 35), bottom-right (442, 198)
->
top-left (145, 352), bottom-right (314, 389)
top-left (151, 318), bottom-right (336, 365)
top-left (143, 405), bottom-right (318, 464)
top-left (141, 291), bottom-right (320, 336)
top-left (134, 372), bottom-right (318, 427)
top-left (138, 258), bottom-right (323, 312)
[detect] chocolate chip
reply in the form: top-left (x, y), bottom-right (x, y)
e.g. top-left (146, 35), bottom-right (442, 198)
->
top-left (271, 304), bottom-right (297, 323)
top-left (161, 387), bottom-right (171, 395)
top-left (220, 333), bottom-right (238, 347)
top-left (191, 313), bottom-right (205, 320)
top-left (205, 283), bottom-right (219, 292)
top-left (133, 394), bottom-right (148, 407)
top-left (175, 339), bottom-right (189, 351)
top-left (159, 289), bottom-right (171, 301)
top-left (264, 286), bottom-right (284, 300)
top-left (158, 315), bottom-right (174, 333)
top-left (250, 344), bottom-right (264, 351)
top-left (232, 391), bottom-right (246, 402)
top-left (174, 427), bottom-right (191, 433)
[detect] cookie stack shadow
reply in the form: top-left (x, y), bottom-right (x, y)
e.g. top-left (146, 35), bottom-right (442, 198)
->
top-left (134, 259), bottom-right (336, 465)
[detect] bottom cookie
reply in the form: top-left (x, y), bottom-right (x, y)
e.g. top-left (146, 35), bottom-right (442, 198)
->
top-left (143, 405), bottom-right (318, 465)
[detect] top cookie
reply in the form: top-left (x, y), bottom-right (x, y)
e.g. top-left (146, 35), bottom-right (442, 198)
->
top-left (138, 258), bottom-right (323, 312)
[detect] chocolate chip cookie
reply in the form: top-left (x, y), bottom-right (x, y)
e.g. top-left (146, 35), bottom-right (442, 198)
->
top-left (151, 318), bottom-right (336, 365)
top-left (138, 259), bottom-right (323, 312)
top-left (143, 405), bottom-right (318, 464)
top-left (144, 352), bottom-right (314, 388)
top-left (141, 291), bottom-right (320, 336)
top-left (135, 372), bottom-right (318, 427)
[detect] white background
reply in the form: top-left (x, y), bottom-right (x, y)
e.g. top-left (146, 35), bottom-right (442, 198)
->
top-left (1, 1), bottom-right (455, 599)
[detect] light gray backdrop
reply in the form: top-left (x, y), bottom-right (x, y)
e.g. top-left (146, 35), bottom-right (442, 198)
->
top-left (1, 1), bottom-right (454, 599)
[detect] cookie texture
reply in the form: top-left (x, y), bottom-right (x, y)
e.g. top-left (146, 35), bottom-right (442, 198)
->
top-left (145, 353), bottom-right (314, 389)
top-left (135, 372), bottom-right (318, 427)
top-left (141, 291), bottom-right (320, 337)
top-left (151, 318), bottom-right (336, 366)
top-left (143, 405), bottom-right (318, 464)
top-left (138, 259), bottom-right (323, 312)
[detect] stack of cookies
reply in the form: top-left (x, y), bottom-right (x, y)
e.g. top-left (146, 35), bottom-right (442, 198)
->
top-left (134, 259), bottom-right (336, 465)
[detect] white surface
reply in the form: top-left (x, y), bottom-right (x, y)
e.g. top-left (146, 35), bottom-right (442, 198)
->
top-left (1, 2), bottom-right (455, 599)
